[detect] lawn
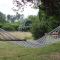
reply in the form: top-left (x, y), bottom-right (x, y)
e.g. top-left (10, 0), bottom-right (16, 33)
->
top-left (9, 31), bottom-right (33, 40)
top-left (0, 41), bottom-right (60, 60)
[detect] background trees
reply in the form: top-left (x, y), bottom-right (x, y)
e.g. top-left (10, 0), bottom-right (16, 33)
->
top-left (0, 12), bottom-right (6, 23)
top-left (0, 11), bottom-right (20, 31)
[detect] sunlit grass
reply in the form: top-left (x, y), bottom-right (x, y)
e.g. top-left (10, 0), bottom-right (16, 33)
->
top-left (9, 31), bottom-right (33, 40)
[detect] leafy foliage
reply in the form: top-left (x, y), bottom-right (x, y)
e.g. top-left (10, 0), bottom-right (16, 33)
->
top-left (18, 19), bottom-right (32, 31)
top-left (28, 15), bottom-right (47, 39)
top-left (1, 22), bottom-right (20, 31)
top-left (28, 8), bottom-right (60, 39)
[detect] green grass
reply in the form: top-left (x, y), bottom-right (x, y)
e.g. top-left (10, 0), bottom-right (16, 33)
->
top-left (0, 41), bottom-right (60, 60)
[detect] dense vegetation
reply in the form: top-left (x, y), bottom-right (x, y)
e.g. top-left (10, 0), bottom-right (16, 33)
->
top-left (1, 22), bottom-right (20, 31)
top-left (26, 0), bottom-right (60, 39)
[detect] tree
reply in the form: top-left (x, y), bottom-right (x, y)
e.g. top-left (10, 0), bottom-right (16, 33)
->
top-left (40, 0), bottom-right (60, 16)
top-left (28, 15), bottom-right (48, 39)
top-left (12, 0), bottom-right (60, 39)
top-left (12, 0), bottom-right (40, 13)
top-left (13, 0), bottom-right (60, 16)
top-left (18, 19), bottom-right (32, 31)
top-left (39, 0), bottom-right (60, 28)
top-left (0, 12), bottom-right (6, 23)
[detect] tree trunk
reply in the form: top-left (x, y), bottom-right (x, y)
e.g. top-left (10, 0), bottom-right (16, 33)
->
top-left (41, 0), bottom-right (60, 16)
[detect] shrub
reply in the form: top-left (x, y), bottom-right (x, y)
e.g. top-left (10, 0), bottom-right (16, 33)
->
top-left (31, 20), bottom-right (47, 39)
top-left (2, 25), bottom-right (15, 31)
top-left (0, 23), bottom-right (3, 28)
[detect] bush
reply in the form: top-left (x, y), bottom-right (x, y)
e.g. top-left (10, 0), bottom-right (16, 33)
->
top-left (31, 20), bottom-right (47, 39)
top-left (0, 23), bottom-right (3, 28)
top-left (1, 23), bottom-right (19, 31)
top-left (2, 25), bottom-right (15, 31)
